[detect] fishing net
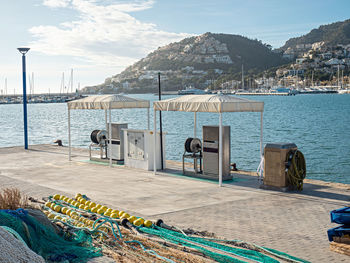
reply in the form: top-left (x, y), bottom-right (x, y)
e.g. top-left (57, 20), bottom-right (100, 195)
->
top-left (0, 208), bottom-right (102, 262)
top-left (139, 226), bottom-right (310, 263)
top-left (12, 192), bottom-right (309, 263)
top-left (0, 226), bottom-right (45, 263)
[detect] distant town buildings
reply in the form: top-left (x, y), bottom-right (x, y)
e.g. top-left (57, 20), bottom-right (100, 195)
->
top-left (97, 38), bottom-right (350, 94)
top-left (276, 41), bottom-right (350, 88)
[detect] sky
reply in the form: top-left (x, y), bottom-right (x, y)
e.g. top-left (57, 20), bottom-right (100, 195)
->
top-left (0, 0), bottom-right (349, 94)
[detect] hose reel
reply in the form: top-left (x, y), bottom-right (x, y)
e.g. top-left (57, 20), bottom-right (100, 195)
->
top-left (183, 138), bottom-right (202, 175)
top-left (90, 130), bottom-right (107, 146)
top-left (184, 138), bottom-right (202, 154)
top-left (286, 150), bottom-right (306, 191)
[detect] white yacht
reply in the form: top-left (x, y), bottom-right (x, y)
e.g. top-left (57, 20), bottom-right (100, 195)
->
top-left (178, 86), bottom-right (208, 95)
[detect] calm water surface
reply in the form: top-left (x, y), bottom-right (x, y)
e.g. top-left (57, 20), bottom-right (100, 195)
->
top-left (0, 94), bottom-right (349, 184)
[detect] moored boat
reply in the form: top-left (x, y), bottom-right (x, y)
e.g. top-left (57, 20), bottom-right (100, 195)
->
top-left (178, 86), bottom-right (208, 95)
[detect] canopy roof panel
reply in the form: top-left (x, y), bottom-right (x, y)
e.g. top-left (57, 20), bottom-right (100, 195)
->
top-left (68, 95), bottom-right (150, 110)
top-left (153, 94), bottom-right (264, 113)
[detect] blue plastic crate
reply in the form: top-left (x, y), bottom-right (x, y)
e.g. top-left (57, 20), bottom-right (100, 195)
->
top-left (330, 207), bottom-right (350, 224)
top-left (327, 225), bottom-right (350, 241)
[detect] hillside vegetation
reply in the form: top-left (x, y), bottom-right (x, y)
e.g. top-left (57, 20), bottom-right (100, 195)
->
top-left (280, 19), bottom-right (350, 51)
top-left (83, 33), bottom-right (287, 93)
top-left (83, 19), bottom-right (350, 94)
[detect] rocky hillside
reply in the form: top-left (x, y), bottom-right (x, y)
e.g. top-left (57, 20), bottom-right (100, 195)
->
top-left (83, 33), bottom-right (287, 93)
top-left (280, 19), bottom-right (350, 51)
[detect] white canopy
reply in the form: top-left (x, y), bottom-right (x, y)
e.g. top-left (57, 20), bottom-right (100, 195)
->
top-left (68, 94), bottom-right (150, 110)
top-left (67, 94), bottom-right (150, 167)
top-left (153, 94), bottom-right (264, 113)
top-left (152, 94), bottom-right (264, 186)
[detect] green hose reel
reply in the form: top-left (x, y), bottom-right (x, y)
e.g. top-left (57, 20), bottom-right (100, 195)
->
top-left (286, 150), bottom-right (306, 191)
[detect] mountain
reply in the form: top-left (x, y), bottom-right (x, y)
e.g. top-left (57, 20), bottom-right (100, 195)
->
top-left (83, 32), bottom-right (287, 93)
top-left (280, 19), bottom-right (350, 51)
top-left (127, 32), bottom-right (285, 72)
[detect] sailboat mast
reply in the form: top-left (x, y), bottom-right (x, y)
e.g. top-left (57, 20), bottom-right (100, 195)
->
top-left (32, 73), bottom-right (34, 96)
top-left (62, 72), bottom-right (65, 94)
top-left (341, 69), bottom-right (344, 89)
top-left (241, 64), bottom-right (244, 89)
top-left (337, 64), bottom-right (340, 89)
top-left (66, 71), bottom-right (70, 95)
top-left (71, 68), bottom-right (73, 93)
top-left (28, 74), bottom-right (32, 100)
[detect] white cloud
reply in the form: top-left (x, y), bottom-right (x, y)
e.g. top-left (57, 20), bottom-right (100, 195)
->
top-left (43, 0), bottom-right (70, 8)
top-left (30, 0), bottom-right (190, 69)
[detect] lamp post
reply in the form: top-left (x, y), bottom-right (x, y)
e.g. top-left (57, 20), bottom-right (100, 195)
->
top-left (18, 47), bottom-right (30, 150)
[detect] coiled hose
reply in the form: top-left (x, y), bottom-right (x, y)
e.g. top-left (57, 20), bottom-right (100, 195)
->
top-left (286, 150), bottom-right (306, 191)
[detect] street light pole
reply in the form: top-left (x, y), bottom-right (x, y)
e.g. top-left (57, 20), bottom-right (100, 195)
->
top-left (18, 47), bottom-right (30, 150)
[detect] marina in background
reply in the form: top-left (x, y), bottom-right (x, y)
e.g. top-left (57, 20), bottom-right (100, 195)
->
top-left (0, 69), bottom-right (84, 104)
top-left (0, 92), bottom-right (84, 104)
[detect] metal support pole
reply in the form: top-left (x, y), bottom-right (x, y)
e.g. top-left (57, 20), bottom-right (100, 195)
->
top-left (153, 109), bottom-right (157, 174)
top-left (105, 109), bottom-right (108, 131)
top-left (158, 72), bottom-right (164, 170)
top-left (219, 113), bottom-right (223, 187)
top-left (109, 109), bottom-right (112, 167)
top-left (68, 108), bottom-right (71, 161)
top-left (194, 112), bottom-right (197, 138)
top-left (260, 111), bottom-right (264, 179)
top-left (147, 108), bottom-right (150, 130)
top-left (260, 112), bottom-right (263, 158)
top-left (105, 109), bottom-right (108, 160)
top-left (21, 54), bottom-right (28, 149)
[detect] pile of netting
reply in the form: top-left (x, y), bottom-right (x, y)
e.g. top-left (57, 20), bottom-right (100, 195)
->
top-left (139, 226), bottom-right (310, 263)
top-left (0, 208), bottom-right (102, 262)
top-left (36, 193), bottom-right (311, 263)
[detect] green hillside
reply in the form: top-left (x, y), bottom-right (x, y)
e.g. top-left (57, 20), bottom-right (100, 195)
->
top-left (280, 19), bottom-right (350, 50)
top-left (84, 32), bottom-right (287, 93)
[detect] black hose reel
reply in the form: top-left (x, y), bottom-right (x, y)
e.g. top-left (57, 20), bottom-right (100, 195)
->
top-left (184, 138), bottom-right (202, 154)
top-left (183, 138), bottom-right (202, 175)
top-left (89, 129), bottom-right (108, 160)
top-left (90, 130), bottom-right (107, 146)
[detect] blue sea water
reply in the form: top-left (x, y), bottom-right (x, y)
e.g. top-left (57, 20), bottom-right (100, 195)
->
top-left (0, 94), bottom-right (349, 184)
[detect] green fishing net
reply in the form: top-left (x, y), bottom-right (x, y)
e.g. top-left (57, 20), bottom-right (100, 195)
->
top-left (0, 209), bottom-right (102, 262)
top-left (139, 226), bottom-right (310, 263)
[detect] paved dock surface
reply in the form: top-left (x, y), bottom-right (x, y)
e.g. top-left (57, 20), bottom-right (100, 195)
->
top-left (1, 145), bottom-right (349, 262)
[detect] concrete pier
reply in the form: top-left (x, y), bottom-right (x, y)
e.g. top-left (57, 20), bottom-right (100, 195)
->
top-left (0, 144), bottom-right (349, 262)
top-left (235, 92), bottom-right (292, 96)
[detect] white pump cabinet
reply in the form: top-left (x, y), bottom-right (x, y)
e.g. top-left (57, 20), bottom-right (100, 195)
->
top-left (123, 129), bottom-right (166, 170)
